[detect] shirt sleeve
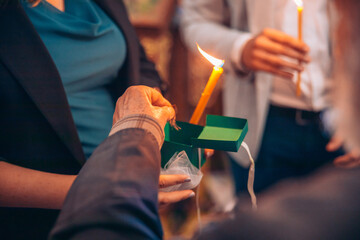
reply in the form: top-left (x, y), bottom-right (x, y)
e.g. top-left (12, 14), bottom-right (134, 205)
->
top-left (180, 0), bottom-right (253, 75)
top-left (230, 34), bottom-right (253, 73)
top-left (109, 114), bottom-right (165, 149)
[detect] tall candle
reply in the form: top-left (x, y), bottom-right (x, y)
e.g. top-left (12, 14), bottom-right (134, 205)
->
top-left (190, 44), bottom-right (224, 124)
top-left (296, 5), bottom-right (303, 96)
top-left (295, 0), bottom-right (303, 97)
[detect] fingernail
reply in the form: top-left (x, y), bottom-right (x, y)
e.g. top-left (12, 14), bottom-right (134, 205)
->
top-left (184, 178), bottom-right (191, 182)
top-left (188, 192), bottom-right (195, 198)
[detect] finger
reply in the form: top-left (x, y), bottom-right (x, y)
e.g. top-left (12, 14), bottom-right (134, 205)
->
top-left (253, 49), bottom-right (304, 72)
top-left (252, 59), bottom-right (294, 79)
top-left (263, 28), bottom-right (309, 53)
top-left (159, 174), bottom-right (191, 188)
top-left (146, 87), bottom-right (172, 107)
top-left (256, 36), bottom-right (311, 63)
top-left (158, 190), bottom-right (195, 206)
top-left (204, 149), bottom-right (214, 158)
top-left (345, 159), bottom-right (360, 168)
top-left (326, 131), bottom-right (345, 152)
top-left (334, 154), bottom-right (360, 169)
top-left (326, 137), bottom-right (343, 152)
top-left (153, 87), bottom-right (161, 93)
top-left (334, 154), bottom-right (353, 165)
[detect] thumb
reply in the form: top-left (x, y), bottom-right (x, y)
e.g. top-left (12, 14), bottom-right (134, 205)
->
top-left (146, 87), bottom-right (172, 107)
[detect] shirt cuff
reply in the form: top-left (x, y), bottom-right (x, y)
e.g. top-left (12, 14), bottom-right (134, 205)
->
top-left (230, 33), bottom-right (253, 74)
top-left (109, 114), bottom-right (165, 149)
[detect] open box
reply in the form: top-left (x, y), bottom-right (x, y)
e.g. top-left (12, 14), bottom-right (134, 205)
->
top-left (161, 115), bottom-right (248, 168)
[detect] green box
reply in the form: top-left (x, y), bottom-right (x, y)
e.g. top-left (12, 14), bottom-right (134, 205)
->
top-left (161, 115), bottom-right (248, 168)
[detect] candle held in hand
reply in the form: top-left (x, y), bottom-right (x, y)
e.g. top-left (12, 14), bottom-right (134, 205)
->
top-left (190, 44), bottom-right (224, 124)
top-left (294, 0), bottom-right (303, 97)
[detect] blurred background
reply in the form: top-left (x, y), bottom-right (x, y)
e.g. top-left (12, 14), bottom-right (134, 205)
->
top-left (123, 0), bottom-right (236, 238)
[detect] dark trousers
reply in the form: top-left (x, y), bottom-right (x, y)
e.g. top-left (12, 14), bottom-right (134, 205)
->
top-left (230, 105), bottom-right (344, 195)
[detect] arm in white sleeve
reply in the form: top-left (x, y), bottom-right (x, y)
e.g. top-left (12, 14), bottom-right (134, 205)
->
top-left (180, 0), bottom-right (253, 73)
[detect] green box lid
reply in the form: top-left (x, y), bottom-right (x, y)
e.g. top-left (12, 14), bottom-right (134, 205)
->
top-left (161, 115), bottom-right (248, 168)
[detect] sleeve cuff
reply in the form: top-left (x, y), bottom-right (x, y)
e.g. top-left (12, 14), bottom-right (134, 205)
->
top-left (109, 114), bottom-right (165, 149)
top-left (230, 33), bottom-right (253, 74)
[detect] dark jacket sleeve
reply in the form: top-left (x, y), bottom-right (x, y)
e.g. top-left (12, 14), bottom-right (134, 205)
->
top-left (197, 166), bottom-right (360, 240)
top-left (50, 128), bottom-right (163, 240)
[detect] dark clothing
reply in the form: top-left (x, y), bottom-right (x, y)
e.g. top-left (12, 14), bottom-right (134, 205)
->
top-left (198, 166), bottom-right (360, 240)
top-left (51, 128), bottom-right (163, 240)
top-left (51, 128), bottom-right (360, 240)
top-left (0, 0), bottom-right (163, 239)
top-left (231, 105), bottom-right (343, 194)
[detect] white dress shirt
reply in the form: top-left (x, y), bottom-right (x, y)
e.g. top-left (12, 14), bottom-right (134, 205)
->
top-left (230, 0), bottom-right (331, 111)
top-left (270, 0), bottom-right (331, 111)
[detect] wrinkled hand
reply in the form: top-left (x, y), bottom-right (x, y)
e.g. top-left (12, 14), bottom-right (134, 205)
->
top-left (113, 86), bottom-right (175, 130)
top-left (326, 135), bottom-right (360, 169)
top-left (241, 28), bottom-right (311, 79)
top-left (158, 174), bottom-right (195, 208)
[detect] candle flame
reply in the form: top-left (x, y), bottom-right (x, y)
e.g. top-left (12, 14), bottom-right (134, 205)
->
top-left (197, 43), bottom-right (224, 68)
top-left (294, 0), bottom-right (303, 9)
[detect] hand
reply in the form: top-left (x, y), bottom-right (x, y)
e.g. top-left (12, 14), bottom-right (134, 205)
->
top-left (326, 135), bottom-right (360, 169)
top-left (113, 86), bottom-right (175, 129)
top-left (241, 28), bottom-right (311, 79)
top-left (158, 174), bottom-right (195, 208)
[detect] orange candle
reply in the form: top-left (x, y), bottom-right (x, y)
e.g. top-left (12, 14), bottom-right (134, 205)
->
top-left (190, 44), bottom-right (224, 124)
top-left (295, 1), bottom-right (303, 97)
top-left (190, 66), bottom-right (223, 124)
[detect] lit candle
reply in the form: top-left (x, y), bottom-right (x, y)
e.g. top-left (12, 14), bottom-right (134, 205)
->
top-left (294, 0), bottom-right (303, 97)
top-left (190, 44), bottom-right (225, 124)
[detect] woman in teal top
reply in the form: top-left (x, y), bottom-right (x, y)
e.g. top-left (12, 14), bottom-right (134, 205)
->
top-left (0, 1), bottom-right (190, 239)
top-left (23, 0), bottom-right (127, 159)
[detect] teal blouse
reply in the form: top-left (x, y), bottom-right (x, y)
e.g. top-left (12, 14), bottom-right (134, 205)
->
top-left (23, 0), bottom-right (127, 159)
